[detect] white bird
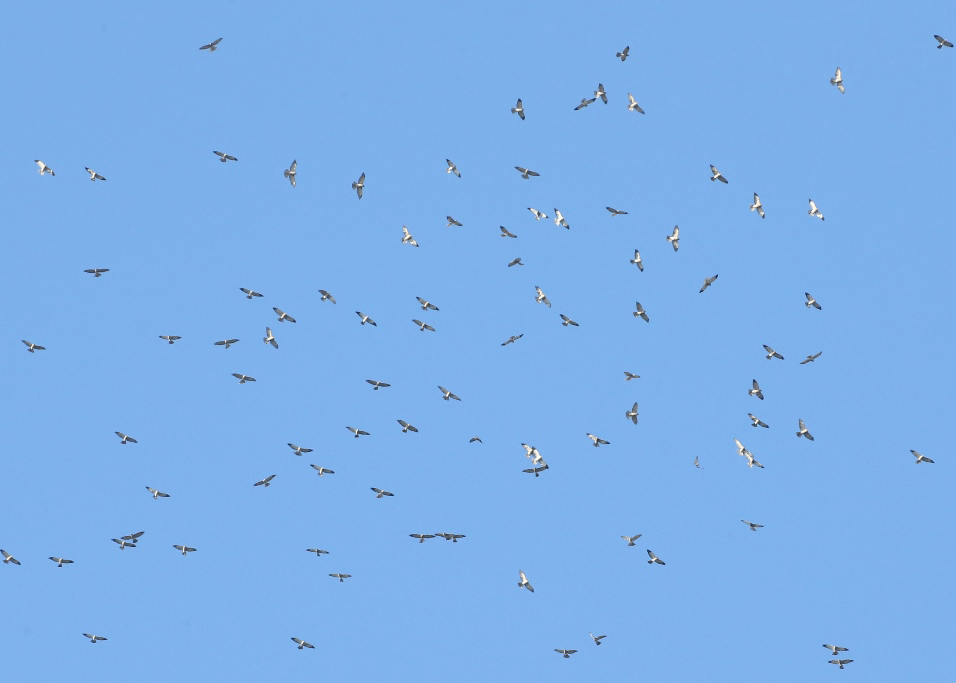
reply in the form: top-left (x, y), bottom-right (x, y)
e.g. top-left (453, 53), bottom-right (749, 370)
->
top-left (801, 352), bottom-right (823, 364)
top-left (699, 274), bottom-right (718, 293)
top-left (446, 215), bottom-right (462, 227)
top-left (352, 172), bottom-right (365, 199)
top-left (263, 327), bottom-right (278, 349)
top-left (370, 488), bottom-right (394, 498)
top-left (527, 207), bottom-right (547, 220)
top-left (288, 443), bottom-right (312, 455)
top-left (559, 314), bottom-right (579, 327)
top-left (515, 166), bottom-right (540, 179)
top-left (273, 307), bottom-right (296, 323)
top-left (763, 344), bottom-right (784, 360)
top-left (935, 34), bottom-right (954, 48)
top-left (111, 538), bottom-right (137, 550)
top-left (366, 379), bottom-right (391, 390)
top-left (438, 386), bottom-right (461, 401)
top-left (606, 206), bottom-right (628, 216)
top-left (910, 449), bottom-right (934, 464)
top-left (283, 160), bottom-right (297, 187)
top-left (1, 549), bottom-right (21, 565)
top-left (146, 486), bottom-right (170, 499)
top-left (355, 311), bottom-right (377, 326)
top-left (621, 534), bottom-right (642, 546)
top-left (410, 534), bottom-right (435, 543)
top-left (240, 287), bottom-right (263, 299)
top-left (633, 301), bottom-right (649, 322)
top-left (401, 226), bottom-right (419, 247)
top-left (626, 402), bottom-right (639, 424)
top-left (830, 67), bottom-right (845, 93)
top-left (627, 93), bottom-right (645, 113)
top-left (232, 373), bottom-right (255, 384)
top-left (748, 413), bottom-right (769, 428)
top-left (630, 249), bottom-right (644, 271)
top-left (84, 167), bottom-right (106, 181)
top-left (115, 431), bottom-right (137, 444)
top-left (35, 160), bottom-right (55, 176)
top-left (666, 225), bottom-right (680, 251)
top-left (500, 225), bottom-right (518, 238)
top-left (744, 452), bottom-right (764, 469)
top-left (709, 165), bottom-right (728, 183)
top-left (734, 438), bottom-right (749, 457)
top-left (318, 289), bottom-right (336, 304)
top-left (397, 420), bottom-right (418, 433)
top-left (310, 465), bottom-right (335, 476)
top-left (749, 379), bottom-right (764, 400)
top-left (553, 209), bottom-right (569, 229)
top-left (808, 199), bottom-right (825, 220)
top-left (212, 151), bottom-right (237, 163)
top-left (445, 159), bottom-right (460, 177)
top-left (587, 433), bottom-right (610, 447)
top-left (416, 296), bottom-right (439, 311)
top-left (518, 570), bottom-right (534, 592)
top-left (823, 644), bottom-right (850, 655)
top-left (741, 520), bottom-right (764, 531)
top-left (796, 419), bottom-right (814, 441)
top-left (511, 98), bottom-right (525, 120)
top-left (21, 340), bottom-right (45, 353)
top-left (199, 37), bottom-right (222, 51)
top-left (412, 319), bottom-right (435, 332)
top-left (49, 557), bottom-right (74, 567)
top-left (594, 83), bottom-right (608, 103)
top-left (616, 45), bottom-right (629, 61)
top-left (83, 634), bottom-right (107, 643)
top-left (159, 335), bottom-right (181, 344)
top-left (172, 545), bottom-right (195, 556)
top-left (646, 550), bottom-right (665, 565)
top-left (534, 286), bottom-right (551, 307)
top-left (254, 474), bottom-right (276, 487)
top-left (829, 660), bottom-right (853, 670)
top-left (346, 426), bottom-right (370, 438)
top-left (750, 193), bottom-right (765, 218)
top-left (805, 292), bottom-right (822, 310)
top-left (291, 638), bottom-right (315, 649)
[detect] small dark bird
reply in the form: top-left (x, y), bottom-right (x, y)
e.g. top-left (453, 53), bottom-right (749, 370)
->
top-left (84, 268), bottom-right (109, 277)
top-left (159, 335), bottom-right (181, 344)
top-left (199, 38), bottom-right (223, 51)
top-left (212, 151), bottom-right (237, 162)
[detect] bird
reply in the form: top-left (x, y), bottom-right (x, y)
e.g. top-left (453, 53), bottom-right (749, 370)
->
top-left (507, 257), bottom-right (523, 267)
top-left (823, 644), bottom-right (850, 655)
top-left (763, 345), bottom-right (784, 360)
top-left (523, 465), bottom-right (549, 477)
top-left (501, 334), bottom-right (523, 346)
top-left (587, 433), bottom-right (610, 447)
top-left (366, 379), bottom-right (391, 390)
top-left (254, 474), bottom-right (276, 487)
top-left (214, 339), bottom-right (239, 348)
top-left (412, 319), bottom-right (435, 332)
top-left (318, 289), bottom-right (336, 304)
top-left (121, 531), bottom-right (145, 544)
top-left (500, 226), bottom-right (518, 238)
top-left (370, 488), bottom-right (394, 498)
top-left (35, 159), bottom-right (55, 176)
top-left (626, 93), bottom-right (645, 113)
top-left (84, 268), bottom-right (109, 277)
top-left (666, 225), bottom-right (680, 251)
top-left (83, 634), bottom-right (107, 643)
top-left (446, 215), bottom-right (462, 227)
top-left (522, 443), bottom-right (544, 465)
top-left (606, 206), bottom-right (628, 216)
top-left (445, 159), bottom-right (460, 177)
top-left (416, 296), bottom-right (439, 311)
top-left (796, 419), bottom-right (814, 441)
top-left (351, 172), bottom-right (365, 199)
top-left (84, 167), bottom-right (106, 181)
top-left (800, 352), bottom-right (823, 364)
top-left (633, 301), bottom-right (649, 322)
top-left (435, 533), bottom-right (466, 542)
top-left (749, 379), bottom-right (764, 400)
top-left (145, 486), bottom-right (170, 499)
top-left (518, 570), bottom-right (534, 592)
top-left (743, 451), bottom-right (764, 469)
top-left (626, 402), bottom-right (639, 424)
top-left (199, 37), bottom-right (222, 51)
top-left (910, 449), bottom-right (934, 464)
top-left (830, 67), bottom-right (845, 93)
top-left (438, 386), bottom-right (461, 401)
top-left (591, 633), bottom-right (607, 645)
top-left (273, 307), bottom-right (296, 323)
top-left (306, 548), bottom-right (329, 557)
top-left (741, 520), bottom-right (764, 531)
top-left (469, 437), bottom-right (482, 443)
top-left (621, 534), bottom-right (642, 546)
top-left (111, 538), bottom-right (137, 550)
top-left (511, 98), bottom-right (525, 120)
top-left (575, 96), bottom-right (596, 110)
top-left (748, 413), bottom-right (769, 428)
top-left (232, 373), bottom-right (255, 384)
top-left (694, 455), bottom-right (701, 469)
top-left (515, 166), bottom-right (540, 179)
top-left (616, 45), bottom-right (630, 60)
top-left (709, 165), bottom-right (728, 183)
top-left (291, 638), bottom-right (315, 650)
top-left (355, 311), bottom-right (377, 326)
top-left (527, 207), bottom-right (547, 220)
top-left (401, 226), bottom-right (419, 247)
top-left (750, 193), bottom-right (765, 218)
top-left (410, 534), bottom-right (435, 543)
top-left (2, 550), bottom-right (21, 565)
top-left (805, 292), bottom-right (822, 310)
top-left (735, 438), bottom-right (750, 458)
top-left (808, 199), bottom-right (825, 220)
top-left (624, 372), bottom-right (640, 381)
top-left (553, 209), bottom-right (570, 229)
top-left (560, 314), bottom-right (579, 327)
top-left (397, 420), bottom-right (418, 433)
top-left (173, 545), bottom-right (196, 556)
top-left (115, 431), bottom-right (137, 444)
top-left (49, 557), bottom-right (74, 567)
top-left (594, 83), bottom-right (608, 103)
top-left (646, 550), bottom-right (665, 565)
top-left (213, 151), bottom-right (237, 162)
top-left (329, 573), bottom-right (351, 582)
top-left (346, 426), bottom-right (370, 438)
top-left (699, 274), bottom-right (718, 293)
top-left (240, 288), bottom-right (263, 299)
top-left (630, 249), bottom-right (644, 271)
top-left (21, 340), bottom-right (45, 353)
top-left (310, 465), bottom-right (335, 476)
top-left (829, 660), bottom-right (853, 670)
top-left (935, 34), bottom-right (954, 48)
top-left (534, 286), bottom-right (551, 307)
top-left (263, 327), bottom-right (278, 349)
top-left (555, 649), bottom-right (577, 659)
top-left (283, 160), bottom-right (297, 187)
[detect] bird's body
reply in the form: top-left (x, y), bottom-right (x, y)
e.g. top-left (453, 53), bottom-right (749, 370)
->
top-left (213, 151), bottom-right (237, 163)
top-left (310, 465), bottom-right (335, 476)
top-left (534, 286), bottom-right (551, 307)
top-left (240, 288), bottom-right (262, 299)
top-left (435, 533), bottom-right (465, 542)
top-left (500, 226), bottom-right (517, 238)
top-left (232, 373), bottom-right (256, 384)
top-left (606, 206), bottom-right (628, 216)
top-left (829, 660), bottom-right (853, 669)
top-left (1, 549), bottom-right (21, 565)
top-left (273, 307), bottom-right (296, 323)
top-left (254, 474), bottom-right (276, 487)
top-left (553, 209), bottom-right (569, 229)
top-left (624, 372), bottom-right (640, 381)
top-left (438, 386), bottom-right (461, 401)
top-left (511, 98), bottom-right (525, 120)
top-left (371, 488), bottom-right (394, 498)
top-left (215, 339), bottom-right (239, 349)
top-left (112, 538), bottom-right (137, 550)
top-left (49, 557), bottom-right (73, 567)
top-left (630, 249), bottom-right (643, 271)
top-left (21, 340), bottom-right (45, 353)
top-left (560, 314), bottom-right (579, 327)
top-left (595, 83), bottom-right (608, 103)
top-left (830, 67), bottom-right (845, 93)
top-left (763, 344), bottom-right (784, 360)
top-left (805, 293), bottom-right (822, 310)
top-left (352, 172), bottom-right (365, 199)
top-left (35, 160), bottom-right (55, 176)
top-left (318, 289), bottom-right (336, 304)
top-left (412, 319), bottom-right (435, 332)
top-left (748, 413), bottom-right (769, 428)
top-left (85, 167), bottom-right (106, 181)
top-left (749, 379), bottom-right (764, 400)
top-left (397, 420), bottom-right (418, 433)
top-left (199, 38), bottom-right (222, 51)
top-left (621, 534), bottom-right (642, 546)
top-left (910, 449), bottom-right (934, 464)
top-left (741, 520), bottom-right (764, 531)
top-left (146, 486), bottom-right (169, 499)
top-left (646, 550), bottom-right (665, 565)
top-left (84, 268), bottom-right (109, 277)
top-left (291, 638), bottom-right (315, 650)
top-left (808, 199), bottom-right (825, 220)
top-left (416, 296), bottom-right (439, 311)
top-left (823, 644), bottom-right (849, 655)
top-left (410, 534), bottom-right (434, 543)
top-left (796, 419), bottom-right (814, 441)
top-left (587, 433), bottom-right (610, 447)
top-left (401, 226), bottom-right (419, 247)
top-left (709, 165), bottom-right (728, 183)
top-left (83, 634), bottom-right (107, 643)
top-left (935, 34), bottom-right (954, 48)
top-left (528, 207), bottom-right (547, 220)
top-left (263, 327), bottom-right (278, 349)
top-left (801, 352), bottom-right (823, 364)
top-left (633, 302), bottom-right (649, 322)
top-left (173, 545), bottom-right (196, 556)
top-left (555, 649), bottom-right (577, 658)
top-left (507, 257), bottom-right (523, 267)
top-left (366, 379), bottom-right (391, 390)
top-left (283, 160), bottom-right (297, 187)
top-left (667, 225), bottom-right (680, 251)
top-left (445, 159), bottom-right (460, 177)
top-left (627, 93), bottom-right (644, 113)
top-left (616, 45), bottom-right (629, 61)
top-left (115, 431), bottom-right (137, 444)
top-left (591, 633), bottom-right (607, 645)
top-left (575, 97), bottom-right (596, 110)
top-left (446, 215), bottom-right (462, 227)
top-left (501, 334), bottom-right (523, 346)
top-left (346, 426), bottom-right (370, 438)
top-left (699, 274), bottom-right (718, 293)
top-left (518, 570), bottom-right (534, 592)
top-left (356, 311), bottom-right (377, 326)
top-left (626, 402), bottom-right (639, 424)
top-left (330, 573), bottom-right (351, 582)
top-left (515, 166), bottom-right (540, 179)
top-left (750, 193), bottom-right (765, 218)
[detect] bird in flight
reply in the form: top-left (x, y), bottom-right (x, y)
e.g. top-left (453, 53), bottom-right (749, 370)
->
top-left (624, 371), bottom-right (640, 381)
top-left (823, 644), bottom-right (849, 655)
top-left (254, 474), bottom-right (276, 487)
top-left (83, 634), bottom-right (107, 643)
top-left (515, 166), bottom-right (540, 179)
top-left (575, 96), bottom-right (597, 110)
top-left (534, 286), bottom-right (551, 307)
top-left (555, 649), bottom-right (577, 658)
top-left (741, 520), bottom-right (764, 531)
top-left (507, 257), bottom-right (523, 267)
top-left (121, 531), bottom-right (145, 544)
top-left (445, 159), bottom-right (460, 177)
top-left (35, 160), bottom-right (55, 176)
top-left (518, 570), bottom-right (534, 592)
top-left (370, 488), bottom-right (394, 498)
top-left (796, 419), bottom-right (814, 441)
top-left (591, 633), bottom-right (607, 645)
top-left (356, 311), bottom-right (377, 326)
top-left (366, 379), bottom-right (391, 390)
top-left (805, 292), bottom-right (822, 310)
top-left (606, 206), bottom-right (628, 217)
top-left (310, 465), bottom-right (335, 476)
top-left (501, 334), bottom-right (523, 346)
top-left (829, 660), bottom-right (853, 669)
top-left (626, 402), bottom-right (639, 424)
top-left (438, 386), bottom-right (461, 401)
top-left (587, 433), bottom-right (610, 447)
top-left (273, 307), bottom-right (296, 323)
top-left (115, 431), bottom-right (137, 444)
top-left (49, 557), bottom-right (74, 567)
top-left (511, 98), bottom-right (525, 120)
top-left (800, 352), bottom-right (823, 364)
top-left (409, 534), bottom-right (435, 543)
top-left (2, 549), bottom-right (21, 565)
top-left (699, 274), bottom-right (718, 293)
top-left (329, 573), bottom-right (351, 582)
top-left (616, 45), bottom-right (630, 60)
top-left (173, 545), bottom-right (196, 556)
top-left (397, 420), bottom-right (418, 433)
top-left (214, 339), bottom-right (239, 349)
top-left (21, 340), bottom-right (45, 353)
top-left (84, 268), bottom-right (109, 277)
top-left (85, 167), bottom-right (106, 181)
top-left (470, 437), bottom-right (482, 443)
top-left (291, 638), bottom-right (315, 649)
top-left (621, 534), bottom-right (642, 546)
top-left (646, 550), bottom-right (665, 565)
top-left (527, 207), bottom-right (547, 220)
top-left (283, 160), bottom-right (297, 187)
top-left (666, 225), bottom-right (680, 251)
top-left (749, 379), bottom-right (764, 400)
top-left (748, 413), bottom-right (769, 428)
top-left (523, 465), bottom-right (549, 477)
top-left (318, 289), bottom-right (336, 304)
top-left (112, 538), bottom-right (137, 550)
top-left (263, 327), bottom-right (278, 349)
top-left (401, 226), bottom-right (419, 247)
top-left (594, 83), bottom-right (608, 103)
top-left (627, 93), bottom-right (644, 113)
top-left (199, 37), bottom-right (222, 51)
top-left (560, 314), bottom-right (579, 327)
top-left (416, 296), bottom-right (439, 311)
top-left (412, 319), bottom-right (436, 332)
top-left (232, 373), bottom-right (255, 384)
top-left (500, 225), bottom-right (517, 238)
top-left (553, 209), bottom-right (569, 229)
top-left (240, 288), bottom-right (263, 299)
top-left (351, 172), bottom-right (365, 199)
top-left (694, 455), bottom-right (701, 469)
top-left (744, 451), bottom-right (764, 469)
top-left (435, 533), bottom-right (466, 542)
top-left (446, 215), bottom-right (462, 227)
top-left (830, 67), bottom-right (845, 93)
top-left (709, 165), bottom-right (728, 183)
top-left (935, 34), bottom-right (954, 48)
top-left (346, 426), bottom-right (370, 438)
top-left (213, 151), bottom-right (237, 163)
top-left (306, 548), bottom-right (329, 557)
top-left (630, 249), bottom-right (643, 271)
top-left (146, 486), bottom-right (170, 499)
top-left (633, 301), bottom-right (649, 322)
top-left (910, 449), bottom-right (934, 464)
top-left (808, 199), bottom-right (825, 220)
top-left (750, 193), bottom-right (765, 218)
top-left (763, 345), bottom-right (784, 360)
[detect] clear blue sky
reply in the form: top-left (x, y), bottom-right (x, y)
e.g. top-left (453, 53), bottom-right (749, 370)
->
top-left (3, 1), bottom-right (954, 680)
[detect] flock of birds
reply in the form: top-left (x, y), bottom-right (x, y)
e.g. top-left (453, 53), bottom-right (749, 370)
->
top-left (10, 33), bottom-right (949, 667)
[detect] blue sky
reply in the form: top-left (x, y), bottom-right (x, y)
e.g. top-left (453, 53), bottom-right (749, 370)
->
top-left (3, 1), bottom-right (954, 680)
